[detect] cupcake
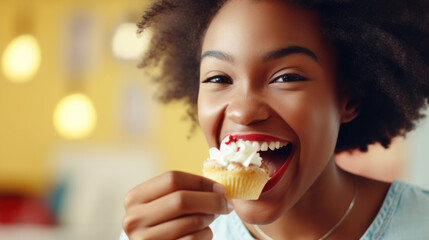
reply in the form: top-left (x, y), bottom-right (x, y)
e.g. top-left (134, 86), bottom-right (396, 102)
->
top-left (203, 136), bottom-right (270, 200)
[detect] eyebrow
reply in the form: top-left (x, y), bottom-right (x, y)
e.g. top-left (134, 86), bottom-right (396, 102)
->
top-left (201, 51), bottom-right (234, 62)
top-left (200, 45), bottom-right (319, 63)
top-left (263, 46), bottom-right (318, 62)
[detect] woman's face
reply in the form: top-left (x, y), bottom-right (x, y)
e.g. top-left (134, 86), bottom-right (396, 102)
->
top-left (198, 0), bottom-right (349, 223)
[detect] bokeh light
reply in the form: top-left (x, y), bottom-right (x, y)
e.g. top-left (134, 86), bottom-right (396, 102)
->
top-left (111, 22), bottom-right (151, 60)
top-left (1, 34), bottom-right (41, 83)
top-left (53, 93), bottom-right (97, 139)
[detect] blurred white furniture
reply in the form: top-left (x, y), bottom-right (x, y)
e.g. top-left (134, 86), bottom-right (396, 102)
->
top-left (0, 142), bottom-right (162, 240)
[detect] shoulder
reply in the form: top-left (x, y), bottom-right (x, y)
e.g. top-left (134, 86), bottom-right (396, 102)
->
top-left (361, 180), bottom-right (429, 240)
top-left (210, 211), bottom-right (255, 240)
top-left (387, 180), bottom-right (429, 224)
top-left (393, 181), bottom-right (429, 213)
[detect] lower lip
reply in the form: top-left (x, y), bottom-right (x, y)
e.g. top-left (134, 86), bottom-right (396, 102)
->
top-left (262, 148), bottom-right (294, 192)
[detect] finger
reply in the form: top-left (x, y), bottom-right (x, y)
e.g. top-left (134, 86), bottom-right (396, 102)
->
top-left (144, 190), bottom-right (232, 226)
top-left (142, 214), bottom-right (215, 240)
top-left (177, 227), bottom-right (213, 240)
top-left (125, 190), bottom-right (232, 227)
top-left (124, 171), bottom-right (226, 208)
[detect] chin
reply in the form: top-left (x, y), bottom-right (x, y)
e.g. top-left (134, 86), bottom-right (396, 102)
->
top-left (232, 198), bottom-right (285, 224)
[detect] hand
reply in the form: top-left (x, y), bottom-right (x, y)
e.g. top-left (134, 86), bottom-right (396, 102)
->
top-left (122, 171), bottom-right (233, 240)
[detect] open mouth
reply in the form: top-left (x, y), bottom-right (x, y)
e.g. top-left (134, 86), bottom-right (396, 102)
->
top-left (260, 143), bottom-right (293, 192)
top-left (223, 134), bottom-right (294, 192)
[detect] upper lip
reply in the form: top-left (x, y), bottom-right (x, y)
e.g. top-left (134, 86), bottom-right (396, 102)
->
top-left (220, 133), bottom-right (291, 144)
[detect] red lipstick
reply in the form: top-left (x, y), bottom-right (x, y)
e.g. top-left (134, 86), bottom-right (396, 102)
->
top-left (262, 147), bottom-right (294, 192)
top-left (223, 134), bottom-right (288, 144)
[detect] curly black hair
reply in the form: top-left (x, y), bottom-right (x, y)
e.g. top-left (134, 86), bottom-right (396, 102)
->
top-left (137, 0), bottom-right (429, 152)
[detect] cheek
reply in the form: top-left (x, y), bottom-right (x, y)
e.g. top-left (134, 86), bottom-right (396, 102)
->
top-left (278, 89), bottom-right (341, 162)
top-left (300, 100), bottom-right (340, 161)
top-left (197, 90), bottom-right (227, 148)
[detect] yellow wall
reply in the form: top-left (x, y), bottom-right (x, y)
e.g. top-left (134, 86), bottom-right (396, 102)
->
top-left (159, 102), bottom-right (208, 175)
top-left (0, 0), bottom-right (207, 195)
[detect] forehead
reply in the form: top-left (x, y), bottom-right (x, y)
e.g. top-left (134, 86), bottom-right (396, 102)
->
top-left (202, 0), bottom-right (335, 65)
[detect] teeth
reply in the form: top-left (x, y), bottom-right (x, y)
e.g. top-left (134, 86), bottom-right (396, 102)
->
top-left (252, 142), bottom-right (260, 149)
top-left (221, 137), bottom-right (289, 152)
top-left (261, 142), bottom-right (268, 151)
top-left (260, 141), bottom-right (289, 151)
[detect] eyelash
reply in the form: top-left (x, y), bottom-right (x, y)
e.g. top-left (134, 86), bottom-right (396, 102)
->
top-left (202, 73), bottom-right (308, 84)
top-left (270, 73), bottom-right (308, 83)
top-left (202, 75), bottom-right (232, 84)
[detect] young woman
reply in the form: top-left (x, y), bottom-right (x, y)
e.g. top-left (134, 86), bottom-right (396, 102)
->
top-left (120, 0), bottom-right (429, 239)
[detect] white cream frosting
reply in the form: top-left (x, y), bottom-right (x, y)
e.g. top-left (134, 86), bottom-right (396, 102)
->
top-left (206, 136), bottom-right (263, 169)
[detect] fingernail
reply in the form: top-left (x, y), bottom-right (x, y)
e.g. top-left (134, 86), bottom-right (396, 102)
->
top-left (227, 200), bottom-right (234, 213)
top-left (213, 183), bottom-right (226, 194)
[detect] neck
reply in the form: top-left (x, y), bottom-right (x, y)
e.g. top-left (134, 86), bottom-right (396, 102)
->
top-left (246, 160), bottom-right (357, 239)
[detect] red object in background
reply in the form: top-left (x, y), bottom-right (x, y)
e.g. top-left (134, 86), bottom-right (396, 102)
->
top-left (0, 195), bottom-right (55, 225)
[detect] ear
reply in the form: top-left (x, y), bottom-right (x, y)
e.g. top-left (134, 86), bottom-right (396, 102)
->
top-left (340, 87), bottom-right (360, 123)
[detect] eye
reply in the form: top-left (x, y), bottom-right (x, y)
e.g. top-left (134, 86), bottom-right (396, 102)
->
top-left (202, 75), bottom-right (232, 84)
top-left (270, 73), bottom-right (308, 83)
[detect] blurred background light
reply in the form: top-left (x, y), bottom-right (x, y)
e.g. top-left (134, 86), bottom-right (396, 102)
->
top-left (111, 22), bottom-right (151, 61)
top-left (53, 93), bottom-right (97, 139)
top-left (1, 34), bottom-right (41, 83)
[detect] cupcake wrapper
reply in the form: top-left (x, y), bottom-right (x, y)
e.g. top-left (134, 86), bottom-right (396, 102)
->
top-left (203, 166), bottom-right (270, 200)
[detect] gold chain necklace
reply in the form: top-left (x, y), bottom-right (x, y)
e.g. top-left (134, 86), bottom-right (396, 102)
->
top-left (253, 176), bottom-right (357, 240)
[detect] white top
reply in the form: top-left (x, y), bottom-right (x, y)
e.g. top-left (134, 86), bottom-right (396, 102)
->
top-left (119, 180), bottom-right (429, 240)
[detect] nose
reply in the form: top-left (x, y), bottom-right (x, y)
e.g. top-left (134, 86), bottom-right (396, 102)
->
top-left (225, 92), bottom-right (271, 126)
